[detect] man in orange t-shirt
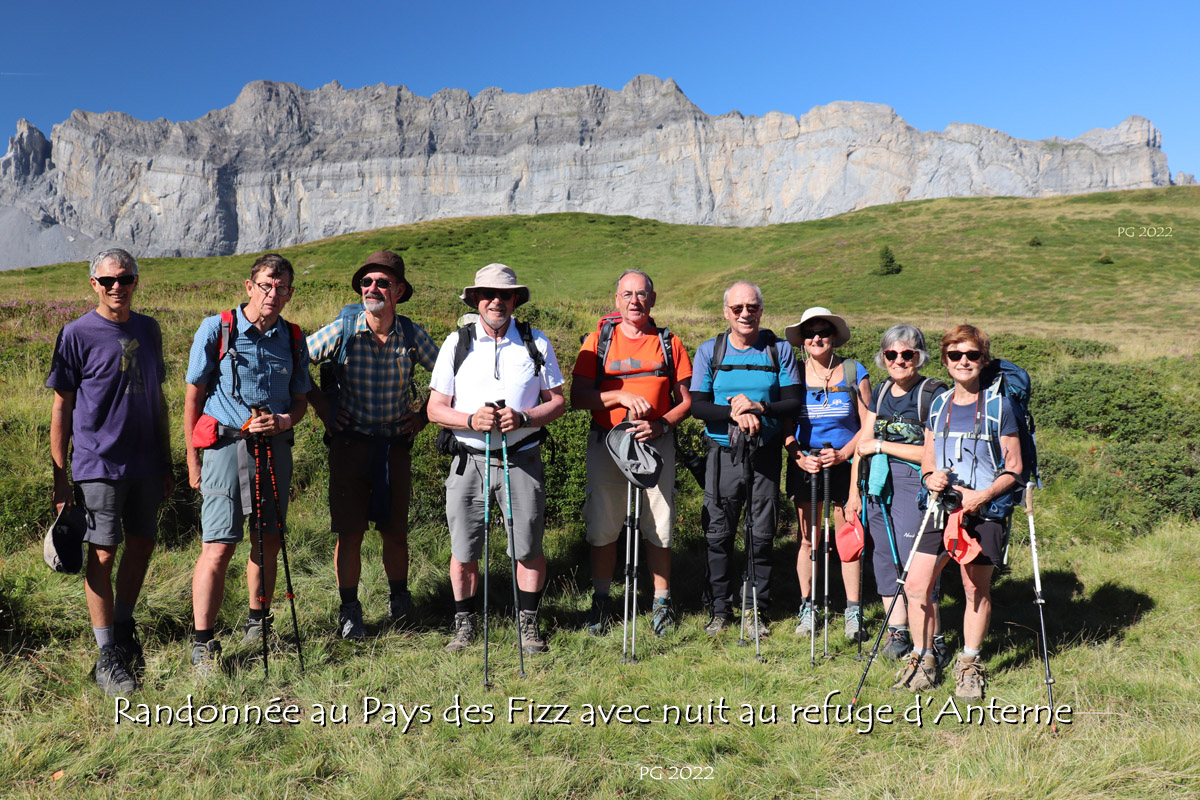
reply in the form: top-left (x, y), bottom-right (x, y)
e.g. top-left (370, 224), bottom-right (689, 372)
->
top-left (570, 269), bottom-right (693, 637)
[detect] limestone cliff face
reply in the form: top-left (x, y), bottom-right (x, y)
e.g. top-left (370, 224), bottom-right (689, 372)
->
top-left (0, 75), bottom-right (1173, 268)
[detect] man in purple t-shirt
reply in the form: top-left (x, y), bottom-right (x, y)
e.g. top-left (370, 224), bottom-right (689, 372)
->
top-left (47, 248), bottom-right (173, 696)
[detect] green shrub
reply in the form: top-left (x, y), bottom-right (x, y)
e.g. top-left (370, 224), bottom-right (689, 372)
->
top-left (1035, 362), bottom-right (1195, 442)
top-left (874, 245), bottom-right (903, 276)
top-left (1028, 236), bottom-right (1043, 247)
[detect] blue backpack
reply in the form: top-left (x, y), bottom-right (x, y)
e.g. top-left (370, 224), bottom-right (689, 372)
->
top-left (928, 358), bottom-right (1038, 518)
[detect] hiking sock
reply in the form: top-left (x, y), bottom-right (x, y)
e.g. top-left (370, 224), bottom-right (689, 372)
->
top-left (114, 600), bottom-right (135, 624)
top-left (454, 597), bottom-right (475, 615)
top-left (193, 628), bottom-right (214, 645)
top-left (388, 579), bottom-right (408, 597)
top-left (517, 590), bottom-right (541, 613)
top-left (93, 625), bottom-right (115, 649)
top-left (248, 608), bottom-right (267, 622)
top-left (962, 647), bottom-right (981, 660)
top-left (338, 587), bottom-right (358, 606)
top-left (846, 601), bottom-right (861, 614)
top-left (654, 589), bottom-right (669, 601)
top-left (592, 578), bottom-right (611, 596)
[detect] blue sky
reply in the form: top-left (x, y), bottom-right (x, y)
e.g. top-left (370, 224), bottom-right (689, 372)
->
top-left (2, 0), bottom-right (1196, 178)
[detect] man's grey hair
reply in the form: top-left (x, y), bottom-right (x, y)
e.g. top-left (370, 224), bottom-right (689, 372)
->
top-left (874, 324), bottom-right (931, 369)
top-left (616, 269), bottom-right (654, 292)
top-left (89, 248), bottom-right (139, 278)
top-left (722, 280), bottom-right (763, 308)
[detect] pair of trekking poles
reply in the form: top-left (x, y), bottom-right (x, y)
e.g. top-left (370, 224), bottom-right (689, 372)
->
top-left (248, 408), bottom-right (304, 679)
top-left (806, 443), bottom-right (836, 666)
top-left (479, 401), bottom-right (526, 686)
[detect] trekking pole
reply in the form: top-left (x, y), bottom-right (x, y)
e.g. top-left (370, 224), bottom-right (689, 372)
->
top-left (735, 435), bottom-right (764, 662)
top-left (261, 423), bottom-right (304, 673)
top-left (850, 490), bottom-right (940, 711)
top-left (481, 410), bottom-right (493, 689)
top-left (497, 401), bottom-right (526, 679)
top-left (808, 450), bottom-right (819, 666)
top-left (626, 488), bottom-right (642, 664)
top-left (248, 415), bottom-right (270, 679)
top-left (821, 442), bottom-right (833, 659)
top-left (855, 454), bottom-right (871, 662)
top-left (620, 481), bottom-right (634, 662)
top-left (1024, 483), bottom-right (1058, 733)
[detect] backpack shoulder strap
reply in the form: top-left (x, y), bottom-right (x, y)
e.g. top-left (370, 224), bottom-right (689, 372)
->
top-left (514, 320), bottom-right (544, 376)
top-left (983, 380), bottom-right (1005, 469)
top-left (286, 320), bottom-right (303, 368)
top-left (594, 318), bottom-right (619, 387)
top-left (656, 326), bottom-right (675, 385)
top-left (217, 309), bottom-right (236, 360)
top-left (917, 378), bottom-right (948, 424)
top-left (451, 325), bottom-right (474, 375)
top-left (333, 303), bottom-right (364, 367)
top-left (711, 332), bottom-right (728, 376)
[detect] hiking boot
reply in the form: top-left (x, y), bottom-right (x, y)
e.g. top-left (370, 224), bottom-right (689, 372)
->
top-left (113, 619), bottom-right (144, 671)
top-left (794, 603), bottom-right (816, 636)
top-left (742, 608), bottom-right (770, 639)
top-left (844, 607), bottom-right (867, 642)
top-left (517, 610), bottom-right (549, 654)
top-left (704, 614), bottom-right (733, 636)
top-left (190, 640), bottom-right (222, 677)
top-left (338, 601), bottom-right (366, 641)
top-left (650, 597), bottom-right (674, 638)
top-left (954, 656), bottom-right (987, 700)
top-left (893, 651), bottom-right (940, 692)
top-left (388, 591), bottom-right (414, 624)
top-left (585, 594), bottom-right (613, 636)
top-left (444, 612), bottom-right (477, 652)
top-left (241, 614), bottom-right (273, 645)
top-left (94, 645), bottom-right (138, 696)
top-left (933, 636), bottom-right (951, 670)
top-left (883, 628), bottom-right (913, 661)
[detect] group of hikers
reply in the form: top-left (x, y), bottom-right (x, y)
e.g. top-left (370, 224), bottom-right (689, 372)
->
top-left (49, 247), bottom-right (1032, 705)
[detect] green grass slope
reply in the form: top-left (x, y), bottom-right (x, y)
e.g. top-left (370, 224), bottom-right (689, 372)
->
top-left (1, 188), bottom-right (1198, 798)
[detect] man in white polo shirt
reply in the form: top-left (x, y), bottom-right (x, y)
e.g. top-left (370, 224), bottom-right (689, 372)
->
top-left (427, 264), bottom-right (565, 654)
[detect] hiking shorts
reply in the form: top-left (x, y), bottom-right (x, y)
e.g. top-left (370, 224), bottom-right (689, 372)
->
top-left (583, 430), bottom-right (676, 549)
top-left (199, 434), bottom-right (292, 544)
top-left (76, 477), bottom-right (161, 547)
top-left (916, 513), bottom-right (1008, 566)
top-left (445, 445), bottom-right (544, 563)
top-left (328, 435), bottom-right (412, 538)
top-left (787, 460), bottom-right (852, 505)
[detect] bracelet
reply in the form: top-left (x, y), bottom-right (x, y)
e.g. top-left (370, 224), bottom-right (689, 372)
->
top-left (519, 411), bottom-right (532, 428)
top-left (466, 414), bottom-right (475, 432)
top-left (874, 440), bottom-right (882, 455)
top-left (921, 471), bottom-right (933, 488)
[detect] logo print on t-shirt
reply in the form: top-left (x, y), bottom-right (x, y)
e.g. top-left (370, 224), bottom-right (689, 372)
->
top-left (118, 337), bottom-right (144, 395)
top-left (607, 357), bottom-right (664, 375)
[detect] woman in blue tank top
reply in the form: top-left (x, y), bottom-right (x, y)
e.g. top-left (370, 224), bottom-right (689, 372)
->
top-left (782, 307), bottom-right (870, 643)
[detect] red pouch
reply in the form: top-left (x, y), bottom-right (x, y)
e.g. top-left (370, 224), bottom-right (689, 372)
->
top-left (835, 515), bottom-right (865, 562)
top-left (192, 414), bottom-right (220, 449)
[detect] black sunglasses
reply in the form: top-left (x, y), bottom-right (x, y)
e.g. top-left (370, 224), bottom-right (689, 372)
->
top-left (727, 303), bottom-right (761, 315)
top-left (94, 275), bottom-right (137, 288)
top-left (883, 349), bottom-right (918, 362)
top-left (360, 277), bottom-right (393, 289)
top-left (803, 327), bottom-right (835, 340)
top-left (946, 350), bottom-right (983, 362)
top-left (478, 289), bottom-right (515, 301)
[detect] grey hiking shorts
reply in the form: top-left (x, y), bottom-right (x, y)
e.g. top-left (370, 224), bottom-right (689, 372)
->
top-left (76, 477), bottom-right (161, 547)
top-left (445, 444), bottom-right (545, 563)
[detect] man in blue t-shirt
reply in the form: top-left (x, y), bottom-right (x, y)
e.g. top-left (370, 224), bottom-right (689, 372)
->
top-left (47, 248), bottom-right (172, 696)
top-left (689, 281), bottom-right (802, 635)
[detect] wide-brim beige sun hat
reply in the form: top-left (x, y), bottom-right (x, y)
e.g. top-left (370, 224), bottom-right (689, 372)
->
top-left (785, 307), bottom-right (851, 347)
top-left (459, 263), bottom-right (530, 307)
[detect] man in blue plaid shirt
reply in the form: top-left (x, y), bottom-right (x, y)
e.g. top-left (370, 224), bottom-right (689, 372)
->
top-left (307, 250), bottom-right (438, 639)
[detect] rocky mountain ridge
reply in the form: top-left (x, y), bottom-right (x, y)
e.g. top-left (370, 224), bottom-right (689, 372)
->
top-left (0, 75), bottom-right (1181, 268)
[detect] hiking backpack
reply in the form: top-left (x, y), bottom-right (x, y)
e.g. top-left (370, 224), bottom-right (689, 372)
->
top-left (709, 328), bottom-right (781, 377)
top-left (592, 313), bottom-right (675, 388)
top-left (213, 305), bottom-right (304, 404)
top-left (928, 358), bottom-right (1038, 517)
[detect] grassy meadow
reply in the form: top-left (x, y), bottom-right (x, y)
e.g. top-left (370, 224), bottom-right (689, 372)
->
top-left (1, 187), bottom-right (1199, 798)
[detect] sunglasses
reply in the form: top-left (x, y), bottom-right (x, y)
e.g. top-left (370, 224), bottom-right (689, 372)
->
top-left (478, 289), bottom-right (515, 301)
top-left (945, 350), bottom-right (983, 362)
top-left (94, 275), bottom-right (137, 288)
top-left (359, 277), bottom-right (392, 290)
top-left (803, 327), bottom-right (835, 340)
top-left (883, 349), bottom-right (918, 362)
top-left (727, 304), bottom-right (761, 315)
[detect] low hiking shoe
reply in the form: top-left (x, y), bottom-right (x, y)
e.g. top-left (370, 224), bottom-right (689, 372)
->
top-left (388, 591), bottom-right (414, 624)
top-left (241, 614), bottom-right (273, 645)
top-left (954, 656), bottom-right (987, 700)
top-left (742, 608), bottom-right (770, 639)
top-left (113, 619), bottom-right (144, 672)
top-left (338, 601), bottom-right (366, 641)
top-left (190, 640), bottom-right (222, 677)
top-left (844, 607), bottom-right (867, 642)
top-left (704, 615), bottom-right (733, 636)
top-left (585, 594), bottom-right (613, 637)
top-left (650, 597), bottom-right (674, 638)
top-left (893, 651), bottom-right (940, 692)
top-left (794, 603), bottom-right (816, 636)
top-left (883, 628), bottom-right (913, 661)
top-left (445, 612), bottom-right (477, 652)
top-left (517, 610), bottom-right (549, 654)
top-left (94, 645), bottom-right (138, 696)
